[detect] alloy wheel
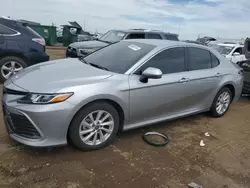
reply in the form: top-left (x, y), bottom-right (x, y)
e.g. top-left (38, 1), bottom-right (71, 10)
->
top-left (79, 110), bottom-right (114, 146)
top-left (1, 61), bottom-right (23, 79)
top-left (216, 91), bottom-right (231, 115)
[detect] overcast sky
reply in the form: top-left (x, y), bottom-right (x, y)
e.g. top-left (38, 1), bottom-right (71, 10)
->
top-left (1, 0), bottom-right (250, 39)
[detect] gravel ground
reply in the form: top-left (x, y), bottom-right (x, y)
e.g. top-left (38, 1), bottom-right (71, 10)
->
top-left (0, 47), bottom-right (250, 188)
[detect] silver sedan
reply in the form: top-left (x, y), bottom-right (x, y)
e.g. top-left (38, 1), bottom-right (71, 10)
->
top-left (2, 39), bottom-right (243, 151)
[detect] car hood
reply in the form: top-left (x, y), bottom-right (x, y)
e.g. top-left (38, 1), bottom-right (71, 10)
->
top-left (6, 58), bottom-right (113, 93)
top-left (70, 40), bottom-right (109, 49)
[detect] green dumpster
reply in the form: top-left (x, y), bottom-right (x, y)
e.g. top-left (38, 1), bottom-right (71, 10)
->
top-left (28, 24), bottom-right (57, 46)
top-left (62, 26), bottom-right (78, 46)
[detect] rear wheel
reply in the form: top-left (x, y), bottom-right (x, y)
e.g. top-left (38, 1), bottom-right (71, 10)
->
top-left (69, 102), bottom-right (120, 151)
top-left (210, 87), bottom-right (232, 117)
top-left (0, 56), bottom-right (27, 82)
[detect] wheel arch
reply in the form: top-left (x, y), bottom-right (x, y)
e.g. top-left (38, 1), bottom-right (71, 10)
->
top-left (0, 51), bottom-right (29, 65)
top-left (67, 97), bottom-right (127, 140)
top-left (220, 83), bottom-right (235, 102)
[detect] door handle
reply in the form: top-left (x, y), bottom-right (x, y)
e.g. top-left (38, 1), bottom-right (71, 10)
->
top-left (178, 77), bottom-right (189, 83)
top-left (215, 73), bottom-right (221, 77)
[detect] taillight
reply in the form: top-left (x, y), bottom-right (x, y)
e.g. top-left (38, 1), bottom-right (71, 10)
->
top-left (32, 38), bottom-right (45, 46)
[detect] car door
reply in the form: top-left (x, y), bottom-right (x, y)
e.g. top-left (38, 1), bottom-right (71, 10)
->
top-left (184, 47), bottom-right (221, 111)
top-left (231, 47), bottom-right (245, 63)
top-left (0, 24), bottom-right (8, 53)
top-left (0, 35), bottom-right (5, 52)
top-left (129, 47), bottom-right (195, 125)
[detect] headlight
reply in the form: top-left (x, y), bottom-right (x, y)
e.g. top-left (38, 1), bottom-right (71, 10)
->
top-left (79, 49), bottom-right (93, 55)
top-left (17, 93), bottom-right (73, 104)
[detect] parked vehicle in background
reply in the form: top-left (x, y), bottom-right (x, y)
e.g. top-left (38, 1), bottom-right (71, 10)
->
top-left (0, 17), bottom-right (49, 81)
top-left (66, 29), bottom-right (179, 57)
top-left (238, 38), bottom-right (250, 94)
top-left (77, 33), bottom-right (96, 42)
top-left (196, 36), bottom-right (216, 46)
top-left (214, 43), bottom-right (246, 64)
top-left (3, 39), bottom-right (243, 151)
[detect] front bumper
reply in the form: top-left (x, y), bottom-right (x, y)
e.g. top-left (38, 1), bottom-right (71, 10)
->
top-left (2, 94), bottom-right (76, 147)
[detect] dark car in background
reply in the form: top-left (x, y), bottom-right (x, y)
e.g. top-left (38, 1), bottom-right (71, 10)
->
top-left (66, 29), bottom-right (179, 58)
top-left (0, 17), bottom-right (49, 81)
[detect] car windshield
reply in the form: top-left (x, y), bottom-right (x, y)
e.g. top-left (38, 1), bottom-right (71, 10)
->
top-left (215, 45), bottom-right (234, 55)
top-left (83, 41), bottom-right (155, 74)
top-left (99, 30), bottom-right (126, 43)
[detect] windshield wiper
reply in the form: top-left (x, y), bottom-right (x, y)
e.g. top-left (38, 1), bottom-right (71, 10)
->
top-left (79, 57), bottom-right (109, 71)
top-left (79, 57), bottom-right (89, 64)
top-left (96, 38), bottom-right (112, 44)
top-left (88, 62), bottom-right (109, 71)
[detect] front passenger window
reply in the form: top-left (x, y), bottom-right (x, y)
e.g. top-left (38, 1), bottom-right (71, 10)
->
top-left (234, 47), bottom-right (243, 54)
top-left (137, 47), bottom-right (185, 74)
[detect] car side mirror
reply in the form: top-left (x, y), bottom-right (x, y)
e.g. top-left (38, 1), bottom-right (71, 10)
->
top-left (139, 67), bottom-right (163, 83)
top-left (233, 52), bottom-right (240, 56)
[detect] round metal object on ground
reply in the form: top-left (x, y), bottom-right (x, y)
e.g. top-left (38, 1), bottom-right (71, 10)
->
top-left (1, 61), bottom-right (23, 79)
top-left (79, 110), bottom-right (114, 146)
top-left (216, 91), bottom-right (231, 115)
top-left (142, 132), bottom-right (169, 147)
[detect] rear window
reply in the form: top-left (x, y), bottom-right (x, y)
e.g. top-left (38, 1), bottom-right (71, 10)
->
top-left (84, 41), bottom-right (155, 74)
top-left (25, 26), bottom-right (43, 38)
top-left (16, 22), bottom-right (42, 38)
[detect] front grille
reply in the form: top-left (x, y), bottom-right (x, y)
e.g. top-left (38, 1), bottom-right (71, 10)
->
top-left (3, 107), bottom-right (41, 139)
top-left (3, 87), bottom-right (28, 95)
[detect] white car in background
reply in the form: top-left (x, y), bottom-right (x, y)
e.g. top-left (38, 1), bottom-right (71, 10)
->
top-left (215, 43), bottom-right (246, 64)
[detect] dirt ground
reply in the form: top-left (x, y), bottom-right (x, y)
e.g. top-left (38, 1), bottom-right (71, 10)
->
top-left (0, 48), bottom-right (250, 188)
top-left (46, 46), bottom-right (66, 60)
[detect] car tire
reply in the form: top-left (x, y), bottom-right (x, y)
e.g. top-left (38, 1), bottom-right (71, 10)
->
top-left (0, 56), bottom-right (27, 82)
top-left (210, 87), bottom-right (232, 117)
top-left (69, 102), bottom-right (120, 151)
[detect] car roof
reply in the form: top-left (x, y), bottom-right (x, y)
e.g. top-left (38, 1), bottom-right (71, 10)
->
top-left (112, 29), bottom-right (178, 36)
top-left (217, 43), bottom-right (243, 47)
top-left (123, 39), bottom-right (207, 49)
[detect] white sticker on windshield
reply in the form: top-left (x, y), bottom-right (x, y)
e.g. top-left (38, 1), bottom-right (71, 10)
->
top-left (128, 44), bottom-right (141, 51)
top-left (117, 33), bottom-right (125, 37)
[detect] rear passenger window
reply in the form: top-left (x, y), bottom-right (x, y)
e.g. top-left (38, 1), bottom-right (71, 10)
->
top-left (147, 33), bottom-right (162, 39)
top-left (0, 24), bottom-right (17, 35)
top-left (126, 33), bottom-right (145, 39)
top-left (188, 47), bottom-right (211, 70)
top-left (165, 35), bottom-right (179, 41)
top-left (138, 47), bottom-right (185, 74)
top-left (210, 53), bottom-right (220, 67)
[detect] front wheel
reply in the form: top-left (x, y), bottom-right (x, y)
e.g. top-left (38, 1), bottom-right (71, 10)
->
top-left (69, 102), bottom-right (120, 151)
top-left (210, 87), bottom-right (232, 117)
